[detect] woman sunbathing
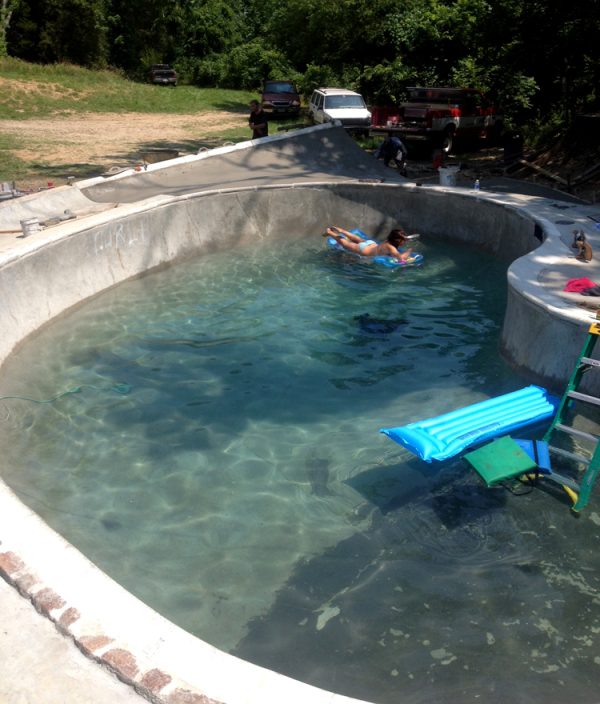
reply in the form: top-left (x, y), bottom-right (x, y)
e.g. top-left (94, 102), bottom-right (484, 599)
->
top-left (325, 226), bottom-right (413, 262)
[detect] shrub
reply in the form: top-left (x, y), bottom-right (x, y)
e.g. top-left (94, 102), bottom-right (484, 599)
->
top-left (191, 40), bottom-right (296, 90)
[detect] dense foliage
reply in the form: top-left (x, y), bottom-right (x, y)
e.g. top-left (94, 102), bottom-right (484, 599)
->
top-left (3, 0), bottom-right (599, 130)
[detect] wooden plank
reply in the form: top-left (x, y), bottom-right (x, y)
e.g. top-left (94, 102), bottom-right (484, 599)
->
top-left (516, 159), bottom-right (569, 186)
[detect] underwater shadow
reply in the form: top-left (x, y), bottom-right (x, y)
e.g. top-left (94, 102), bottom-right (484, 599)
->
top-left (231, 471), bottom-right (531, 704)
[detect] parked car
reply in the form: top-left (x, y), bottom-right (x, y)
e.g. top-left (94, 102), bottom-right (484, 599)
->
top-left (261, 80), bottom-right (301, 118)
top-left (308, 88), bottom-right (371, 135)
top-left (370, 86), bottom-right (503, 154)
top-left (149, 64), bottom-right (177, 87)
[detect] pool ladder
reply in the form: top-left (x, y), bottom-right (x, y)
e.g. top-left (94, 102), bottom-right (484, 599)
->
top-left (542, 321), bottom-right (600, 511)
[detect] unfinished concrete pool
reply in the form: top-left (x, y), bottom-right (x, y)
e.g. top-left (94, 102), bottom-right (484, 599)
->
top-left (1, 126), bottom-right (600, 704)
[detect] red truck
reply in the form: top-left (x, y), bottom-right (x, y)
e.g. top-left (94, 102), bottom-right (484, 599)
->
top-left (371, 86), bottom-right (503, 154)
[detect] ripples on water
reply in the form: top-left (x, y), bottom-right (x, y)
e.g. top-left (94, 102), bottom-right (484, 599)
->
top-left (1, 236), bottom-right (600, 703)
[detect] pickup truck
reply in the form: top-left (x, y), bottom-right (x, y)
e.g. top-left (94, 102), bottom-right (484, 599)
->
top-left (261, 80), bottom-right (301, 117)
top-left (149, 64), bottom-right (177, 87)
top-left (371, 87), bottom-right (503, 154)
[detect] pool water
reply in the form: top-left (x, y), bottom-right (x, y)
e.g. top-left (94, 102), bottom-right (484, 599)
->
top-left (1, 236), bottom-right (600, 703)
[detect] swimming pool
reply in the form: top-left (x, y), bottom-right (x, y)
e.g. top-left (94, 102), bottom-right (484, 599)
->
top-left (1, 235), bottom-right (599, 703)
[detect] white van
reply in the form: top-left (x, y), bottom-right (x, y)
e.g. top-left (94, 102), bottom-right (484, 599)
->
top-left (308, 87), bottom-right (371, 135)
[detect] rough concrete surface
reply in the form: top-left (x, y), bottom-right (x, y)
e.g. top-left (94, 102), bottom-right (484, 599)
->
top-left (0, 577), bottom-right (146, 704)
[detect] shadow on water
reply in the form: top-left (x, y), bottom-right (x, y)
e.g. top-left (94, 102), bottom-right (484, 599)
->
top-left (230, 477), bottom-right (501, 702)
top-left (232, 470), bottom-right (600, 704)
top-left (354, 313), bottom-right (409, 335)
top-left (346, 455), bottom-right (465, 514)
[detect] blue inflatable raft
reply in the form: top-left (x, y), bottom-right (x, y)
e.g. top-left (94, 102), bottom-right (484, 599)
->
top-left (380, 385), bottom-right (559, 462)
top-left (326, 228), bottom-right (423, 268)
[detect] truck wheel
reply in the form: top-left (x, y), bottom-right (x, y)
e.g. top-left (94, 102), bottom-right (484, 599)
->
top-left (442, 127), bottom-right (454, 154)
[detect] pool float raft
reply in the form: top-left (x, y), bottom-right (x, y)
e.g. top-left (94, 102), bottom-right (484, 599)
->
top-left (382, 325), bottom-right (600, 513)
top-left (380, 385), bottom-right (559, 462)
top-left (325, 228), bottom-right (423, 268)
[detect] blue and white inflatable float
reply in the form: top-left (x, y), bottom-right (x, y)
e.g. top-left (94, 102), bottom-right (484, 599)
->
top-left (380, 385), bottom-right (559, 462)
top-left (326, 228), bottom-right (423, 269)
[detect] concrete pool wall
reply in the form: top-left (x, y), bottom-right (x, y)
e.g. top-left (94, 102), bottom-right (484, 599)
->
top-left (0, 181), bottom-right (571, 370)
top-left (1, 127), bottom-right (600, 704)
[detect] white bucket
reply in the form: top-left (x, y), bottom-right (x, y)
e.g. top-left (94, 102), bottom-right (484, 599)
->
top-left (20, 218), bottom-right (41, 237)
top-left (438, 165), bottom-right (459, 187)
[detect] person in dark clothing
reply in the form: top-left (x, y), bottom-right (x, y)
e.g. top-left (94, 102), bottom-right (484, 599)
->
top-left (374, 132), bottom-right (408, 173)
top-left (249, 100), bottom-right (269, 139)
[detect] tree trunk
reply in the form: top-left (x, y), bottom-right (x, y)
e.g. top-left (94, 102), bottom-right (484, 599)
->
top-left (0, 0), bottom-right (18, 58)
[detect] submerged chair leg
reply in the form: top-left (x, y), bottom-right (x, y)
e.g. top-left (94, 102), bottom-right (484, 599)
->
top-left (573, 445), bottom-right (600, 512)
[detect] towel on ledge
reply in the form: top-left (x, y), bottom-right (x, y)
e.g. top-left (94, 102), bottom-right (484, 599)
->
top-left (564, 277), bottom-right (598, 293)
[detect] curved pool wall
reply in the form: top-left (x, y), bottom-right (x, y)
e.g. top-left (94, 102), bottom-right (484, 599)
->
top-left (1, 125), bottom-right (599, 703)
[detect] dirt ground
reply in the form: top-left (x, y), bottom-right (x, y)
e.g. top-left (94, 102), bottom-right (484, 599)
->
top-left (0, 110), bottom-right (246, 190)
top-left (1, 111), bottom-right (598, 202)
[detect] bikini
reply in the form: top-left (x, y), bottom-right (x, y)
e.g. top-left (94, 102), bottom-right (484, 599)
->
top-left (358, 239), bottom-right (377, 253)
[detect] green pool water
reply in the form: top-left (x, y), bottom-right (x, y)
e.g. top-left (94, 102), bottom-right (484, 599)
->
top-left (1, 235), bottom-right (599, 703)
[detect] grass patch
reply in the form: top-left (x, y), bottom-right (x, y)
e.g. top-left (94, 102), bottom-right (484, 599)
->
top-left (0, 58), bottom-right (310, 183)
top-left (0, 132), bottom-right (30, 181)
top-left (0, 57), bottom-right (259, 118)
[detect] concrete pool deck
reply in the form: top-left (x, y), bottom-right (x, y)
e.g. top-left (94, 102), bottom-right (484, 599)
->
top-left (1, 123), bottom-right (600, 703)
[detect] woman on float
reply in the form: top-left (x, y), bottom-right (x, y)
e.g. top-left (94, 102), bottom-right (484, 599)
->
top-left (325, 226), bottom-right (413, 262)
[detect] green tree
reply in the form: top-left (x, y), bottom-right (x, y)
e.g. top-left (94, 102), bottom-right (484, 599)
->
top-left (465, 0), bottom-right (599, 123)
top-left (267, 0), bottom-right (397, 73)
top-left (516, 0), bottom-right (599, 119)
top-left (8, 0), bottom-right (109, 67)
top-left (175, 0), bottom-right (275, 87)
top-left (4, 0), bottom-right (598, 134)
top-left (108, 0), bottom-right (187, 75)
top-left (179, 0), bottom-right (246, 58)
top-left (192, 39), bottom-right (296, 89)
top-left (384, 0), bottom-right (494, 83)
top-left (0, 0), bottom-right (20, 57)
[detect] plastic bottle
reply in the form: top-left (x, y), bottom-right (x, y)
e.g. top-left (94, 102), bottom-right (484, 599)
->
top-left (474, 179), bottom-right (480, 190)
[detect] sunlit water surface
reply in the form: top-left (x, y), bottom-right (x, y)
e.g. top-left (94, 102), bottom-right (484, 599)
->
top-left (1, 237), bottom-right (600, 704)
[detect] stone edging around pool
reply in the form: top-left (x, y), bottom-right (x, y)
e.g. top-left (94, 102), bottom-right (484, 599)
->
top-left (1, 176), bottom-right (599, 704)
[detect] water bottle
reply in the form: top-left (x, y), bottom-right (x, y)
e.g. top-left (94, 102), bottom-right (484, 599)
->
top-left (474, 179), bottom-right (480, 190)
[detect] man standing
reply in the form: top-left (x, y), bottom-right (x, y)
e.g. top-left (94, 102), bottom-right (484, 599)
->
top-left (249, 100), bottom-right (269, 139)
